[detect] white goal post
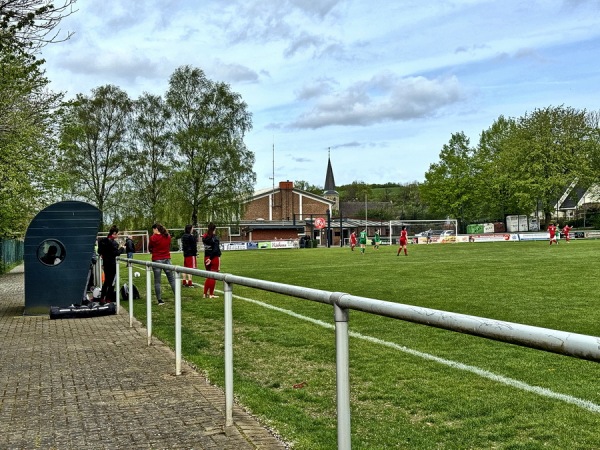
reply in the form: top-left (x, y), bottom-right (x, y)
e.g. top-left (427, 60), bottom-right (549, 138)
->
top-left (387, 219), bottom-right (458, 242)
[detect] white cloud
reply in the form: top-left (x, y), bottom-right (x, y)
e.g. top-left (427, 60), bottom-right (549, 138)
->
top-left (37, 0), bottom-right (600, 188)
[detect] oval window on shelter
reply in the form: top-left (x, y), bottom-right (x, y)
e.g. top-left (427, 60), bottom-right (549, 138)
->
top-left (38, 240), bottom-right (66, 266)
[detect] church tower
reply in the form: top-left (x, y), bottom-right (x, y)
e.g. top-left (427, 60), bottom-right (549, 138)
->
top-left (323, 150), bottom-right (339, 212)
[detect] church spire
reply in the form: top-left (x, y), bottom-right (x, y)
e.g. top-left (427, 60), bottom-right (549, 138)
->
top-left (323, 149), bottom-right (339, 210)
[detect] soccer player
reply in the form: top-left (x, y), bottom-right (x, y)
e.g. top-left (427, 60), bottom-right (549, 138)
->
top-left (350, 231), bottom-right (357, 251)
top-left (562, 224), bottom-right (572, 243)
top-left (548, 223), bottom-right (558, 245)
top-left (181, 224), bottom-right (197, 287)
top-left (374, 229), bottom-right (381, 249)
top-left (359, 229), bottom-right (367, 254)
top-left (202, 222), bottom-right (222, 298)
top-left (397, 226), bottom-right (408, 256)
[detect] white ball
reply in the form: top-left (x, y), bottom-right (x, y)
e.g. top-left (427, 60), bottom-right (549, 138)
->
top-left (134, 271), bottom-right (140, 277)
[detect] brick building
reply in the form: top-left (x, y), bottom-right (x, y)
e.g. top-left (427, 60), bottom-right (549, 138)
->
top-left (238, 181), bottom-right (335, 242)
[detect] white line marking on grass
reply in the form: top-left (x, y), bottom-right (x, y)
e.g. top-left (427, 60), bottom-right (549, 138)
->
top-left (230, 292), bottom-right (600, 414)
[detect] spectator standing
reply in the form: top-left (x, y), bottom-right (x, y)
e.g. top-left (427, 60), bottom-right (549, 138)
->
top-left (125, 235), bottom-right (136, 259)
top-left (202, 222), bottom-right (222, 298)
top-left (148, 223), bottom-right (176, 305)
top-left (181, 224), bottom-right (198, 287)
top-left (98, 225), bottom-right (125, 303)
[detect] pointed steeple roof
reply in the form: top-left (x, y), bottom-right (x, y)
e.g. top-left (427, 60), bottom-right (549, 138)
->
top-left (323, 151), bottom-right (338, 195)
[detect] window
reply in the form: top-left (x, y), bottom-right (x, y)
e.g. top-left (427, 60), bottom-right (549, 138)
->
top-left (37, 240), bottom-right (66, 266)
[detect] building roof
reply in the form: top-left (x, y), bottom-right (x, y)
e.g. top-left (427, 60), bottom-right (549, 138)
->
top-left (323, 156), bottom-right (338, 195)
top-left (248, 185), bottom-right (335, 207)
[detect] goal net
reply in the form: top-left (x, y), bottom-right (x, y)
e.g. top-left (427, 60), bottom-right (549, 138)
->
top-left (388, 219), bottom-right (458, 242)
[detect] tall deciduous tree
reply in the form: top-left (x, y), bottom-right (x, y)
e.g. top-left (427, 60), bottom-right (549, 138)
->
top-left (498, 106), bottom-right (598, 225)
top-left (125, 93), bottom-right (174, 225)
top-left (58, 85), bottom-right (133, 225)
top-left (421, 132), bottom-right (476, 230)
top-left (166, 65), bottom-right (255, 226)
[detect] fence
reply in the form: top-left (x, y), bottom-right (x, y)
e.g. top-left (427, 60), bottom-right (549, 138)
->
top-left (0, 238), bottom-right (24, 274)
top-left (115, 257), bottom-right (600, 450)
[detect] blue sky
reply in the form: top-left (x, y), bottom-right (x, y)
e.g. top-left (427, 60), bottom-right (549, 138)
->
top-left (40, 0), bottom-right (600, 190)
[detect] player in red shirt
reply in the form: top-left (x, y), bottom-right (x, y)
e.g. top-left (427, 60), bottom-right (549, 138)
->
top-left (350, 231), bottom-right (357, 251)
top-left (562, 224), bottom-right (572, 243)
top-left (397, 226), bottom-right (408, 256)
top-left (548, 223), bottom-right (557, 245)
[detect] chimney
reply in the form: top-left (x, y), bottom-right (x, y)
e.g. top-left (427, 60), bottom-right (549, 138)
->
top-left (279, 181), bottom-right (293, 190)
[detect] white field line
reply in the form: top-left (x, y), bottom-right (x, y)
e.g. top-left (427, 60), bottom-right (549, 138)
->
top-left (229, 292), bottom-right (600, 414)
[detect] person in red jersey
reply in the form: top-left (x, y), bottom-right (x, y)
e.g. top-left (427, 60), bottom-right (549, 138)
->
top-left (562, 224), bottom-right (572, 243)
top-left (202, 222), bottom-right (222, 298)
top-left (548, 223), bottom-right (558, 245)
top-left (397, 226), bottom-right (408, 256)
top-left (148, 223), bottom-right (176, 305)
top-left (350, 231), bottom-right (357, 251)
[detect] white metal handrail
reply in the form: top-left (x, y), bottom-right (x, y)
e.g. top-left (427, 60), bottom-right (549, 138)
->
top-left (116, 257), bottom-right (600, 450)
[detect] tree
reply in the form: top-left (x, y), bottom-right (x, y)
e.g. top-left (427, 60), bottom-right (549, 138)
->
top-left (472, 115), bottom-right (521, 221)
top-left (294, 180), bottom-right (322, 195)
top-left (0, 0), bottom-right (76, 52)
top-left (125, 93), bottom-right (174, 225)
top-left (498, 106), bottom-right (598, 226)
top-left (58, 85), bottom-right (133, 225)
top-left (0, 43), bottom-right (63, 235)
top-left (421, 132), bottom-right (476, 230)
top-left (165, 65), bottom-right (255, 226)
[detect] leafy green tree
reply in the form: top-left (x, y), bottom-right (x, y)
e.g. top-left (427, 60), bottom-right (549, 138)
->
top-left (498, 106), bottom-right (599, 226)
top-left (294, 180), bottom-right (322, 195)
top-left (58, 85), bottom-right (133, 226)
top-left (0, 44), bottom-right (63, 235)
top-left (125, 93), bottom-right (174, 225)
top-left (165, 65), bottom-right (255, 226)
top-left (472, 115), bottom-right (522, 221)
top-left (421, 132), bottom-right (476, 230)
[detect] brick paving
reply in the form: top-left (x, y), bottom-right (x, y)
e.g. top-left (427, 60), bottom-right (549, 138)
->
top-left (0, 265), bottom-right (288, 449)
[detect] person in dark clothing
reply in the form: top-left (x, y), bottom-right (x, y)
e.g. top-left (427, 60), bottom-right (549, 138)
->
top-left (181, 224), bottom-right (197, 287)
top-left (202, 222), bottom-right (221, 298)
top-left (125, 235), bottom-right (136, 259)
top-left (98, 225), bottom-right (125, 303)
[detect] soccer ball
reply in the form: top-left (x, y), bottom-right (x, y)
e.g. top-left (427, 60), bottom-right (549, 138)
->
top-left (134, 271), bottom-right (140, 277)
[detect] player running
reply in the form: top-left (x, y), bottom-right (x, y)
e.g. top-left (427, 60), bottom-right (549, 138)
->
top-left (397, 226), bottom-right (408, 256)
top-left (548, 223), bottom-right (558, 245)
top-left (562, 224), bottom-right (572, 243)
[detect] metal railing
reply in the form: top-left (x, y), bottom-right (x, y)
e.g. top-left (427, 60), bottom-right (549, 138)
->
top-left (116, 257), bottom-right (600, 450)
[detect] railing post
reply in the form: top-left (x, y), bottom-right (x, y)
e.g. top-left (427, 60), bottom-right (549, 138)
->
top-left (334, 300), bottom-right (351, 450)
top-left (224, 280), bottom-right (234, 426)
top-left (115, 259), bottom-right (120, 314)
top-left (128, 261), bottom-right (134, 327)
top-left (146, 264), bottom-right (152, 346)
top-left (175, 270), bottom-right (182, 375)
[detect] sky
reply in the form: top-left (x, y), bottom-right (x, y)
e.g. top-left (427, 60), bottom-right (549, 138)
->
top-left (39, 0), bottom-right (600, 190)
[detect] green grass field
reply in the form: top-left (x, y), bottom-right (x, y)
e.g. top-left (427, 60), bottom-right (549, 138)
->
top-left (122, 240), bottom-right (600, 449)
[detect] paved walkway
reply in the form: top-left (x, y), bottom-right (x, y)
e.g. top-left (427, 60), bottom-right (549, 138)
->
top-left (0, 265), bottom-right (288, 449)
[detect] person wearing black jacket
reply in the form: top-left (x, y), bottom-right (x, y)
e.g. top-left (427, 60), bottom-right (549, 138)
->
top-left (98, 225), bottom-right (125, 303)
top-left (202, 222), bottom-right (221, 298)
top-left (125, 235), bottom-right (136, 259)
top-left (181, 224), bottom-right (197, 287)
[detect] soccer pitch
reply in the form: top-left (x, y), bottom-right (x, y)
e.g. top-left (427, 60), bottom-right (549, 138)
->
top-left (130, 240), bottom-right (600, 448)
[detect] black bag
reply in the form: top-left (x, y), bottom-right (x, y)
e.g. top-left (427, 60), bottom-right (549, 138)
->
top-left (50, 302), bottom-right (116, 319)
top-left (120, 283), bottom-right (141, 300)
